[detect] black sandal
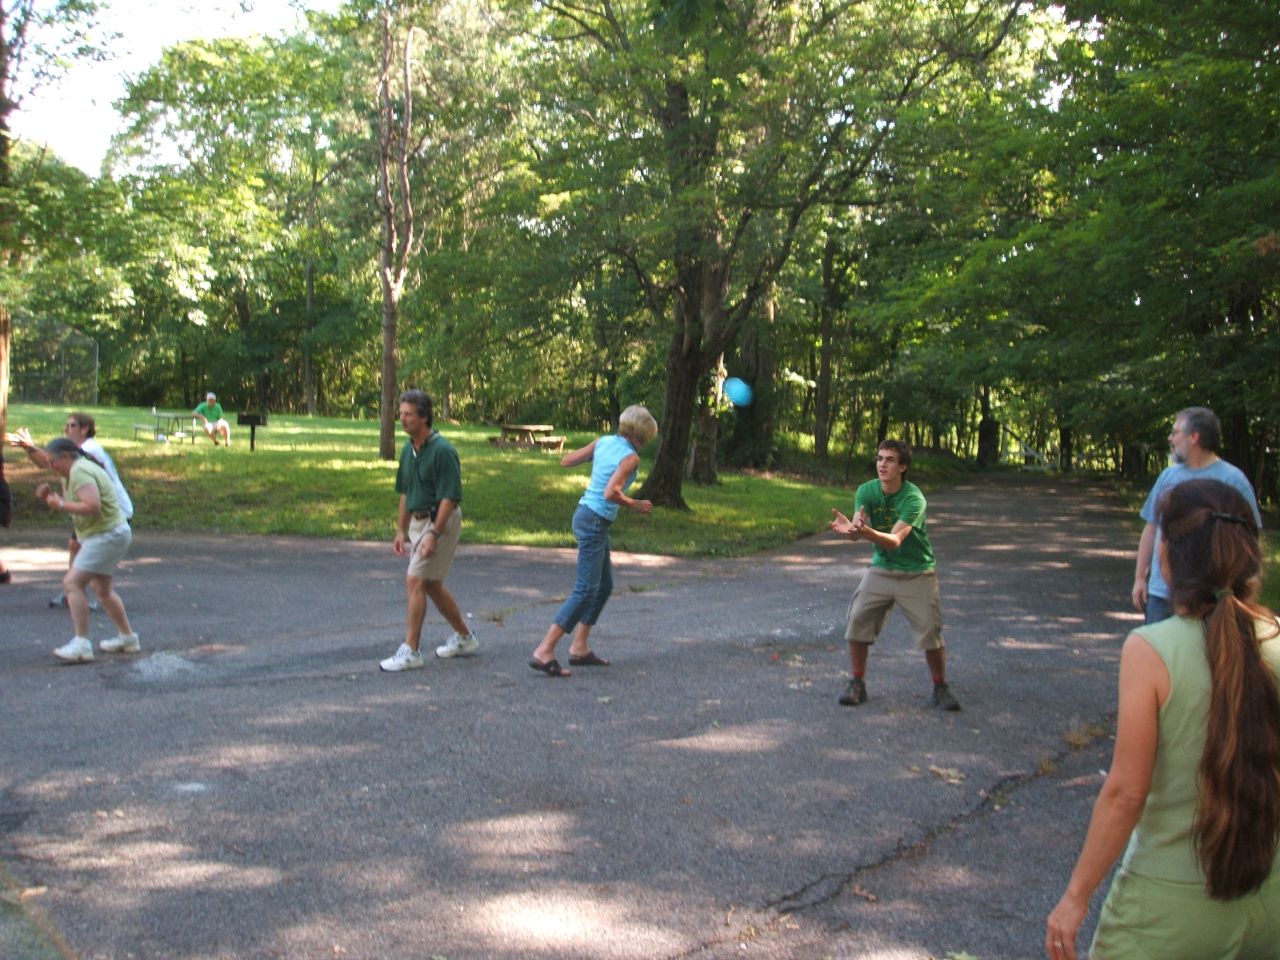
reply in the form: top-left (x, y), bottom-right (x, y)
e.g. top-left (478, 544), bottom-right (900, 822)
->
top-left (568, 651), bottom-right (609, 667)
top-left (529, 657), bottom-right (571, 677)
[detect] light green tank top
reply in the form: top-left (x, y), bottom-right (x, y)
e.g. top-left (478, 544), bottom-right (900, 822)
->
top-left (1121, 614), bottom-right (1280, 882)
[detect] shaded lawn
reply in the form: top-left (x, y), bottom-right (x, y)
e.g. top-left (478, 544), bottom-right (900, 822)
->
top-left (4, 403), bottom-right (904, 557)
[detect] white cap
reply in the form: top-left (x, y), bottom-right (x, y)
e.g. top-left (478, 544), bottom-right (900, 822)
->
top-left (206, 392), bottom-right (216, 400)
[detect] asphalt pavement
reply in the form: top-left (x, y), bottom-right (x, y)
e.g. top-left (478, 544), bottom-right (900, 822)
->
top-left (1, 473), bottom-right (1135, 960)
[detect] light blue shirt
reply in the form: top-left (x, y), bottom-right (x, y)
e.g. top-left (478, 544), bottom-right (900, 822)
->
top-left (579, 434), bottom-right (638, 522)
top-left (1140, 458), bottom-right (1261, 600)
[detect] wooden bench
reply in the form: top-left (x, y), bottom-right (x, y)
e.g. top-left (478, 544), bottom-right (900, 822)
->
top-left (534, 435), bottom-right (566, 454)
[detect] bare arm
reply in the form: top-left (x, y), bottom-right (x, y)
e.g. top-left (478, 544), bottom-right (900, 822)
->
top-left (560, 439), bottom-right (597, 468)
top-left (1132, 522), bottom-right (1156, 612)
top-left (604, 453), bottom-right (651, 514)
top-left (6, 428), bottom-right (51, 468)
top-left (393, 494), bottom-right (410, 556)
top-left (39, 481), bottom-right (101, 518)
top-left (846, 514), bottom-right (913, 551)
top-left (1046, 633), bottom-right (1164, 958)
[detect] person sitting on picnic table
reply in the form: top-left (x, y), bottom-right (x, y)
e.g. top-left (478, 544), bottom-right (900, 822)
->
top-left (194, 392), bottom-right (232, 447)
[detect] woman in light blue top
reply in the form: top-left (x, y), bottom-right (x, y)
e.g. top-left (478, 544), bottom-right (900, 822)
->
top-left (530, 405), bottom-right (658, 677)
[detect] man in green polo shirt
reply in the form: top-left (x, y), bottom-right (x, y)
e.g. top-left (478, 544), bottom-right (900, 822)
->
top-left (194, 391), bottom-right (232, 446)
top-left (828, 439), bottom-right (960, 711)
top-left (379, 389), bottom-right (480, 672)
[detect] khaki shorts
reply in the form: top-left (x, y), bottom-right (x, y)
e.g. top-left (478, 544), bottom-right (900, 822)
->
top-left (845, 565), bottom-right (944, 650)
top-left (406, 509), bottom-right (462, 582)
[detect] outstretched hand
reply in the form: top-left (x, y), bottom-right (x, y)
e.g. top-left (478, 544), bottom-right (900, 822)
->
top-left (829, 507), bottom-right (865, 539)
top-left (5, 427), bottom-right (34, 448)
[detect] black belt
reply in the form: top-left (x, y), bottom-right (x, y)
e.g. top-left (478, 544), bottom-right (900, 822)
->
top-left (411, 508), bottom-right (438, 521)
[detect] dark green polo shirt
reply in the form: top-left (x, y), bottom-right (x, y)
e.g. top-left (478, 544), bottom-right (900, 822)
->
top-left (395, 432), bottom-right (463, 512)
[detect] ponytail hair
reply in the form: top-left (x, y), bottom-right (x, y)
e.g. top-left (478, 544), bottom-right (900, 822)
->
top-left (1160, 478), bottom-right (1280, 900)
top-left (44, 437), bottom-right (107, 472)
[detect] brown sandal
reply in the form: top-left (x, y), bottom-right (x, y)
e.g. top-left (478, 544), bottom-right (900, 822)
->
top-left (568, 651), bottom-right (609, 667)
top-left (529, 657), bottom-right (571, 677)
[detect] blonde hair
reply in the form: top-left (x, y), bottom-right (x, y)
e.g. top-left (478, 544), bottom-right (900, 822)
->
top-left (618, 405), bottom-right (658, 448)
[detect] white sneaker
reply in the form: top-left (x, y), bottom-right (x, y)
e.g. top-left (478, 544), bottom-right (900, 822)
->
top-left (379, 642), bottom-right (424, 672)
top-left (100, 633), bottom-right (141, 654)
top-left (53, 636), bottom-right (94, 663)
top-left (435, 632), bottom-right (480, 659)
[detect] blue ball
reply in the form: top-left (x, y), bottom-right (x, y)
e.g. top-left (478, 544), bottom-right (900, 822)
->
top-left (723, 377), bottom-right (753, 407)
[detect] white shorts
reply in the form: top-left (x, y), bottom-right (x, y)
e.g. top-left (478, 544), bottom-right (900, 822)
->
top-left (72, 524), bottom-right (132, 575)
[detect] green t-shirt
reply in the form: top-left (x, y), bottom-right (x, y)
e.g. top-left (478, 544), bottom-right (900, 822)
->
top-left (395, 432), bottom-right (463, 513)
top-left (195, 401), bottom-right (224, 421)
top-left (66, 458), bottom-right (127, 538)
top-left (853, 478), bottom-right (935, 572)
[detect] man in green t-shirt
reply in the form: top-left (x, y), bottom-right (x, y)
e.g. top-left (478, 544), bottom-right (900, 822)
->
top-left (194, 392), bottom-right (232, 446)
top-left (828, 439), bottom-right (960, 711)
top-left (379, 389), bottom-right (480, 672)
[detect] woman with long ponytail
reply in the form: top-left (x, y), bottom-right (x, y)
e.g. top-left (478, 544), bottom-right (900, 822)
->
top-left (1047, 478), bottom-right (1280, 958)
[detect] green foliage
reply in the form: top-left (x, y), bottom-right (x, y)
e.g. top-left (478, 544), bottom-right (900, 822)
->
top-left (6, 0), bottom-right (1279, 508)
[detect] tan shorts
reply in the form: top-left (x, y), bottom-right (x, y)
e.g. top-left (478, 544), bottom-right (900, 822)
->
top-left (406, 509), bottom-right (462, 582)
top-left (845, 565), bottom-right (944, 650)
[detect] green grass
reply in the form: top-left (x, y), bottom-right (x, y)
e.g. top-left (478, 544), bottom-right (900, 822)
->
top-left (5, 402), bottom-right (943, 556)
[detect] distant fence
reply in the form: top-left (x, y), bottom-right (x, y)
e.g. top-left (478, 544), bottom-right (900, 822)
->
top-left (10, 317), bottom-right (98, 405)
top-left (1001, 425), bottom-right (1053, 471)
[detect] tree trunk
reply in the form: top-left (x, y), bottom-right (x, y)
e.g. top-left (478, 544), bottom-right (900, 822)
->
top-left (379, 294), bottom-right (399, 458)
top-left (814, 233), bottom-right (837, 460)
top-left (376, 8), bottom-right (415, 461)
top-left (0, 304), bottom-right (9, 435)
top-left (637, 323), bottom-right (703, 509)
top-left (688, 403), bottom-right (719, 484)
top-left (590, 262), bottom-right (621, 430)
top-left (0, 6), bottom-right (12, 435)
top-left (303, 256), bottom-right (316, 416)
top-left (976, 385), bottom-right (1000, 467)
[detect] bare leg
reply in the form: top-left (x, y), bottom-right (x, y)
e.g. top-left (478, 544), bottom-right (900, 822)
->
top-left (533, 624), bottom-right (567, 664)
top-left (424, 579), bottom-right (469, 636)
top-left (567, 623), bottom-right (595, 659)
top-left (405, 575), bottom-right (429, 651)
top-left (925, 646), bottom-right (947, 684)
top-left (89, 574), bottom-right (133, 637)
top-left (849, 640), bottom-right (870, 677)
top-left (63, 570), bottom-right (93, 638)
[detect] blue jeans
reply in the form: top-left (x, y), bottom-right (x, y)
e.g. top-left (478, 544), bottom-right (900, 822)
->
top-left (1144, 593), bottom-right (1173, 625)
top-left (554, 505), bottom-right (613, 631)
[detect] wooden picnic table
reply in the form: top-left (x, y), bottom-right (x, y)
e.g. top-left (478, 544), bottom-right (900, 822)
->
top-left (134, 410), bottom-right (194, 443)
top-left (499, 423), bottom-right (555, 445)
